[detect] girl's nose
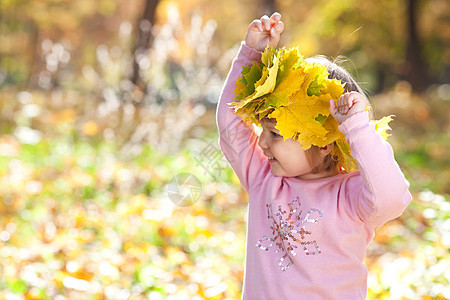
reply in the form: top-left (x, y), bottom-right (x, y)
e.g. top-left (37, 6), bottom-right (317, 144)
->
top-left (258, 130), bottom-right (269, 149)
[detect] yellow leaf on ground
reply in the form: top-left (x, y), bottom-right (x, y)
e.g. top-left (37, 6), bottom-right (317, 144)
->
top-left (82, 121), bottom-right (98, 136)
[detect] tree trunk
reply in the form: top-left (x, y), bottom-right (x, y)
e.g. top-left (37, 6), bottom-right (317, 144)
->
top-left (28, 21), bottom-right (42, 89)
top-left (131, 0), bottom-right (160, 90)
top-left (375, 63), bottom-right (386, 93)
top-left (404, 0), bottom-right (430, 92)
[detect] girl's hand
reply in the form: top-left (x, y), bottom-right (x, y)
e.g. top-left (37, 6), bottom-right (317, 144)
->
top-left (329, 91), bottom-right (368, 124)
top-left (245, 12), bottom-right (284, 52)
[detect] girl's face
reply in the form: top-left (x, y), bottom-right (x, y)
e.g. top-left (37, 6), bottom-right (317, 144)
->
top-left (258, 119), bottom-right (336, 180)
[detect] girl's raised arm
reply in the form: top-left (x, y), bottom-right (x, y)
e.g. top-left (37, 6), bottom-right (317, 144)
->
top-left (216, 13), bottom-right (284, 191)
top-left (338, 112), bottom-right (412, 226)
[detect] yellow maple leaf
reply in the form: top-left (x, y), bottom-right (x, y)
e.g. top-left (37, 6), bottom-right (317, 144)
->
top-left (270, 66), bottom-right (305, 105)
top-left (333, 139), bottom-right (358, 172)
top-left (321, 79), bottom-right (345, 100)
top-left (234, 77), bottom-right (246, 97)
top-left (323, 116), bottom-right (344, 143)
top-left (303, 63), bottom-right (329, 96)
top-left (269, 93), bottom-right (331, 150)
top-left (252, 55), bottom-right (279, 99)
top-left (297, 133), bottom-right (330, 150)
top-left (261, 46), bottom-right (277, 68)
top-left (371, 115), bottom-right (393, 140)
top-left (255, 47), bottom-right (305, 113)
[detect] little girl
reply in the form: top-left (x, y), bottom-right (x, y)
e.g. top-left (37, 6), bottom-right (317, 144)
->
top-left (216, 13), bottom-right (412, 299)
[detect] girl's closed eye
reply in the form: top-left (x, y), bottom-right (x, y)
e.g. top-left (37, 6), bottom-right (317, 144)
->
top-left (271, 131), bottom-right (282, 137)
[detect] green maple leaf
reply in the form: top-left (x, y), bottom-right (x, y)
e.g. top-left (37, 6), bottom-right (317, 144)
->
top-left (305, 63), bottom-right (329, 96)
top-left (234, 62), bottom-right (263, 100)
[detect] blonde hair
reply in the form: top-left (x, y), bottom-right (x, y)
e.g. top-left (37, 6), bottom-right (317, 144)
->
top-left (305, 145), bottom-right (339, 174)
top-left (305, 56), bottom-right (365, 94)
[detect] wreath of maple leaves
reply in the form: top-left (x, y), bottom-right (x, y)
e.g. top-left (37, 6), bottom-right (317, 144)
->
top-left (230, 46), bottom-right (392, 172)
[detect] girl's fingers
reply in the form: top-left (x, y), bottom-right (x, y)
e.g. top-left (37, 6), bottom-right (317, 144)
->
top-left (260, 15), bottom-right (271, 30)
top-left (347, 95), bottom-right (354, 109)
top-left (329, 100), bottom-right (337, 113)
top-left (338, 92), bottom-right (364, 114)
top-left (332, 92), bottom-right (366, 123)
top-left (269, 12), bottom-right (281, 26)
top-left (270, 26), bottom-right (281, 41)
top-left (274, 21), bottom-right (284, 34)
top-left (338, 96), bottom-right (345, 114)
top-left (247, 14), bottom-right (283, 51)
top-left (249, 19), bottom-right (263, 32)
top-left (329, 100), bottom-right (344, 124)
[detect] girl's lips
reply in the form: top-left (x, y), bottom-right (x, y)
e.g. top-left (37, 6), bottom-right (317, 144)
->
top-left (263, 152), bottom-right (277, 162)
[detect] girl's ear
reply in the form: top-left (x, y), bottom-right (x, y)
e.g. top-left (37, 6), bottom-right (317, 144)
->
top-left (319, 144), bottom-right (334, 157)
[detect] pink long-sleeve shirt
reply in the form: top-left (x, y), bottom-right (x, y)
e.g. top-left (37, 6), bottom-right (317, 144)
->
top-left (216, 43), bottom-right (412, 299)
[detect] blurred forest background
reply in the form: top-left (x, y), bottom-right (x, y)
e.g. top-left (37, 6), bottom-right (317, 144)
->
top-left (0, 0), bottom-right (449, 299)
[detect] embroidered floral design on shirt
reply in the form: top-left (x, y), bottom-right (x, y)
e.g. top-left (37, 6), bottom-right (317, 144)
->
top-left (255, 197), bottom-right (323, 271)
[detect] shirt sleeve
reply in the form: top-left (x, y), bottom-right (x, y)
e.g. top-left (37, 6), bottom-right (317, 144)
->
top-left (338, 111), bottom-right (412, 227)
top-left (216, 42), bottom-right (269, 192)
